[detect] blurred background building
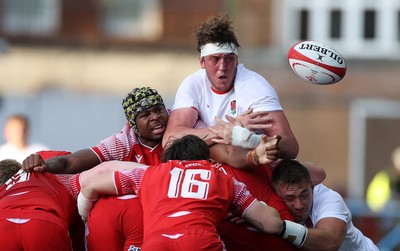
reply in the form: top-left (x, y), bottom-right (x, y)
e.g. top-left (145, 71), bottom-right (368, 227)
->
top-left (1, 0), bottom-right (400, 248)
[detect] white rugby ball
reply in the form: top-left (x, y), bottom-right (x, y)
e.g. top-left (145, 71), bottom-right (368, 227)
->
top-left (288, 40), bottom-right (347, 85)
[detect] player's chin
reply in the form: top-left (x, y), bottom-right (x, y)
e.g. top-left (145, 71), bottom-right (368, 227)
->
top-left (291, 209), bottom-right (305, 217)
top-left (151, 126), bottom-right (166, 138)
top-left (152, 123), bottom-right (166, 133)
top-left (214, 80), bottom-right (232, 92)
top-left (294, 214), bottom-right (308, 223)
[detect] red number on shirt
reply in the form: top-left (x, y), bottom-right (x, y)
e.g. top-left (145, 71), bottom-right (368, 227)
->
top-left (168, 167), bottom-right (211, 199)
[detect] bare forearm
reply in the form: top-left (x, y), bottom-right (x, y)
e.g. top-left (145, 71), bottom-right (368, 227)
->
top-left (301, 229), bottom-right (342, 251)
top-left (261, 111), bottom-right (298, 159)
top-left (277, 135), bottom-right (299, 159)
top-left (210, 144), bottom-right (250, 169)
top-left (80, 172), bottom-right (118, 199)
top-left (77, 171), bottom-right (119, 221)
top-left (45, 149), bottom-right (100, 174)
top-left (300, 218), bottom-right (346, 250)
top-left (301, 162), bottom-right (326, 185)
top-left (163, 126), bottom-right (217, 147)
top-left (243, 200), bottom-right (283, 235)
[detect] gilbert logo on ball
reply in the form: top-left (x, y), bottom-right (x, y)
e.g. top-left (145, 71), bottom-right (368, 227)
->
top-left (288, 40), bottom-right (347, 85)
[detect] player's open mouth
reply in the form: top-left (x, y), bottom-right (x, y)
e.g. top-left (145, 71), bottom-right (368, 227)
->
top-left (152, 124), bottom-right (165, 134)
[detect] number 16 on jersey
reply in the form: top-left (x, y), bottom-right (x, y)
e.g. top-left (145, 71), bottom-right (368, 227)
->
top-left (168, 167), bottom-right (211, 200)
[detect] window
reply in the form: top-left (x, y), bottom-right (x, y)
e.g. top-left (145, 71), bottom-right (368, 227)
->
top-left (397, 10), bottom-right (400, 41)
top-left (0, 0), bottom-right (60, 36)
top-left (330, 10), bottom-right (342, 39)
top-left (283, 0), bottom-right (400, 59)
top-left (349, 99), bottom-right (400, 199)
top-left (299, 9), bottom-right (309, 40)
top-left (100, 0), bottom-right (161, 40)
top-left (363, 9), bottom-right (376, 39)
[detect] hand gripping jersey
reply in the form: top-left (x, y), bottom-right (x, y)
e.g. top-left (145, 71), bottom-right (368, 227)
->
top-left (88, 119), bottom-right (207, 251)
top-left (0, 150), bottom-right (82, 251)
top-left (114, 160), bottom-right (256, 251)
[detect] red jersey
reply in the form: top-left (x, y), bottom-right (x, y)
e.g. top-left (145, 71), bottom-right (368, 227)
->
top-left (222, 164), bottom-right (293, 220)
top-left (0, 150), bottom-right (79, 223)
top-left (0, 150), bottom-right (82, 251)
top-left (87, 123), bottom-right (161, 250)
top-left (36, 150), bottom-right (72, 160)
top-left (87, 194), bottom-right (143, 251)
top-left (91, 119), bottom-right (205, 164)
top-left (92, 123), bottom-right (162, 164)
top-left (218, 164), bottom-right (297, 251)
top-left (114, 159), bottom-right (256, 249)
top-left (0, 170), bottom-right (79, 224)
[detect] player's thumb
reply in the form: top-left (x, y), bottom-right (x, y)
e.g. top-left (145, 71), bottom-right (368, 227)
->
top-left (271, 135), bottom-right (282, 145)
top-left (33, 165), bottom-right (46, 172)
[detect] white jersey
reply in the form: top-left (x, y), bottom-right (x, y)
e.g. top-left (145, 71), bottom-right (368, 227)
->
top-left (310, 184), bottom-right (379, 251)
top-left (172, 64), bottom-right (282, 126)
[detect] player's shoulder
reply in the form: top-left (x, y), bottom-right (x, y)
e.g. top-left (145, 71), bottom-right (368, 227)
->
top-left (314, 184), bottom-right (344, 204)
top-left (181, 68), bottom-right (205, 84)
top-left (235, 65), bottom-right (272, 89)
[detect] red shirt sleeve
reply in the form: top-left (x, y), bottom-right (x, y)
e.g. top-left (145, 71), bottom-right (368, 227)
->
top-left (113, 167), bottom-right (147, 195)
top-left (231, 178), bottom-right (257, 216)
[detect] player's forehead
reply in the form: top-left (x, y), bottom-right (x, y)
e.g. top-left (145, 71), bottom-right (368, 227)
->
top-left (139, 104), bottom-right (165, 113)
top-left (205, 52), bottom-right (236, 58)
top-left (278, 182), bottom-right (311, 195)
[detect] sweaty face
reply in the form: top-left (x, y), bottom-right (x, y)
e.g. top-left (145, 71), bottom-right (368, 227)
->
top-left (200, 53), bottom-right (238, 92)
top-left (275, 182), bottom-right (313, 223)
top-left (135, 104), bottom-right (168, 147)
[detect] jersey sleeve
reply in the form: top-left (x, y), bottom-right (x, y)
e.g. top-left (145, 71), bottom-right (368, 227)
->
top-left (172, 70), bottom-right (204, 111)
top-left (91, 123), bottom-right (137, 162)
top-left (194, 119), bottom-right (207, 129)
top-left (242, 81), bottom-right (282, 112)
top-left (311, 185), bottom-right (350, 224)
top-left (114, 167), bottom-right (147, 195)
top-left (231, 178), bottom-right (257, 216)
top-left (55, 174), bottom-right (81, 200)
top-left (236, 65), bottom-right (283, 112)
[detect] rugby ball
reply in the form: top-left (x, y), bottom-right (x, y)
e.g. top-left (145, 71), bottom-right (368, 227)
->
top-left (288, 40), bottom-right (347, 85)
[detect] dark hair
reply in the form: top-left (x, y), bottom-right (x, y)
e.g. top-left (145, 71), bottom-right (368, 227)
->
top-left (271, 159), bottom-right (312, 188)
top-left (0, 159), bottom-right (21, 185)
top-left (161, 135), bottom-right (210, 162)
top-left (195, 14), bottom-right (240, 53)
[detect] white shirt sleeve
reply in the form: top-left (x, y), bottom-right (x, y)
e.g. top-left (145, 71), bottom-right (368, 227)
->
top-left (311, 184), bottom-right (350, 224)
top-left (172, 69), bottom-right (205, 111)
top-left (235, 65), bottom-right (283, 113)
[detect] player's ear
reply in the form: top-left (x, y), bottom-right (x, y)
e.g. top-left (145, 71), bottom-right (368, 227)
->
top-left (200, 57), bottom-right (206, 68)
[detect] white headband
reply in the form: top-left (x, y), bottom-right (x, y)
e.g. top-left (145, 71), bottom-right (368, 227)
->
top-left (200, 43), bottom-right (238, 57)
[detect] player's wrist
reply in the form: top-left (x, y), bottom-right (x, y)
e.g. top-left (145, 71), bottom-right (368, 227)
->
top-left (246, 149), bottom-right (261, 167)
top-left (280, 220), bottom-right (308, 248)
top-left (232, 126), bottom-right (262, 149)
top-left (77, 192), bottom-right (98, 222)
